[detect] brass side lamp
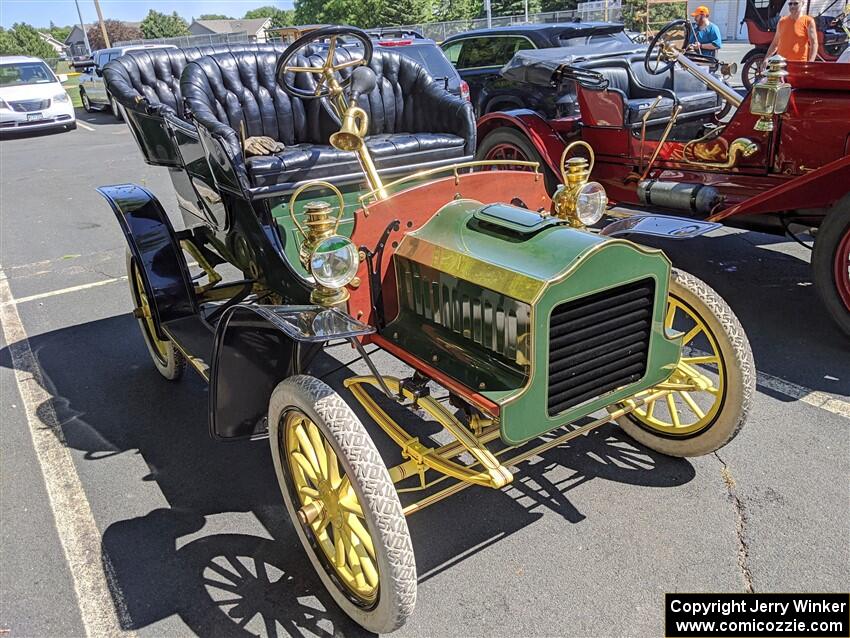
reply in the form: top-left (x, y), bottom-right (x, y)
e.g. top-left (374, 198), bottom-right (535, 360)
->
top-left (750, 55), bottom-right (792, 132)
top-left (551, 140), bottom-right (607, 227)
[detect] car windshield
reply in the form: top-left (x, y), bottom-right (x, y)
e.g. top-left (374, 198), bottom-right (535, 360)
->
top-left (392, 45), bottom-right (457, 81)
top-left (559, 31), bottom-right (631, 46)
top-left (0, 61), bottom-right (56, 87)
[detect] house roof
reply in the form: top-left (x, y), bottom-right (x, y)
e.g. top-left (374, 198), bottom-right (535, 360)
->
top-left (190, 18), bottom-right (271, 35)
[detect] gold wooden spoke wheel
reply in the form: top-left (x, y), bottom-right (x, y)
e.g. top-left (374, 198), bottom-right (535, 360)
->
top-left (132, 264), bottom-right (171, 364)
top-left (284, 410), bottom-right (380, 605)
top-left (628, 294), bottom-right (725, 436)
top-left (268, 376), bottom-right (416, 634)
top-left (126, 252), bottom-right (185, 381)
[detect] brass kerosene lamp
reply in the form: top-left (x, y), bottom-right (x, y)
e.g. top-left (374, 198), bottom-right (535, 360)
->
top-left (750, 55), bottom-right (792, 132)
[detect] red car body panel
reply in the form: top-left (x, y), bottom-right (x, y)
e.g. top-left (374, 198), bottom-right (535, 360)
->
top-left (477, 61), bottom-right (850, 225)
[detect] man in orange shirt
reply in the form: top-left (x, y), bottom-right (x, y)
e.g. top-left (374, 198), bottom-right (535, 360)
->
top-left (763, 0), bottom-right (818, 64)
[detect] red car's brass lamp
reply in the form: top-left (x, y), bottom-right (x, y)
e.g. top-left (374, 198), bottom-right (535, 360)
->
top-left (750, 55), bottom-right (792, 132)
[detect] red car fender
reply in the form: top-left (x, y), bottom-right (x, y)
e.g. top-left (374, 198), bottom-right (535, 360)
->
top-left (710, 154), bottom-right (850, 221)
top-left (477, 110), bottom-right (572, 177)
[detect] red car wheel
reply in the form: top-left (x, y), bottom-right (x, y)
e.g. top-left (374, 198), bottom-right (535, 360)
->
top-left (835, 229), bottom-right (850, 311)
top-left (475, 127), bottom-right (559, 192)
top-left (485, 142), bottom-right (531, 164)
top-left (813, 209), bottom-right (850, 337)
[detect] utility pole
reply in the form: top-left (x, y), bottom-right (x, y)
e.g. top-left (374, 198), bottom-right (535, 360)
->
top-left (93, 0), bottom-right (111, 48)
top-left (485, 0), bottom-right (492, 27)
top-left (73, 0), bottom-right (92, 55)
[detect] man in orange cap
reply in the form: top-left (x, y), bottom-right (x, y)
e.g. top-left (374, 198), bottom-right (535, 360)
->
top-left (763, 0), bottom-right (818, 64)
top-left (687, 5), bottom-right (723, 57)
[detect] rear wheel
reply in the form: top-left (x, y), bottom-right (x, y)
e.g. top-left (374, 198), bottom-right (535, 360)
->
top-left (269, 376), bottom-right (416, 633)
top-left (80, 89), bottom-right (93, 113)
top-left (476, 127), bottom-right (559, 192)
top-left (126, 252), bottom-right (185, 381)
top-left (617, 268), bottom-right (754, 457)
top-left (812, 209), bottom-right (850, 337)
top-left (110, 94), bottom-right (123, 120)
top-left (741, 50), bottom-right (766, 91)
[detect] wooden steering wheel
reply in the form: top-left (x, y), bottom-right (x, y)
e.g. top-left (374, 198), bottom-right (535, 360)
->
top-left (275, 26), bottom-right (373, 99)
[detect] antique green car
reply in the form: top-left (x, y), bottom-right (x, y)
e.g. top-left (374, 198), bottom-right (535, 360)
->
top-left (100, 26), bottom-right (754, 632)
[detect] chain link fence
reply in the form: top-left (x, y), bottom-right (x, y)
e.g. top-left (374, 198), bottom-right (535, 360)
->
top-left (394, 4), bottom-right (624, 41)
top-left (114, 31), bottom-right (251, 48)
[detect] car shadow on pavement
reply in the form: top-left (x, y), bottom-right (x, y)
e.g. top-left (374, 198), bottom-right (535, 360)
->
top-left (0, 313), bottom-right (695, 637)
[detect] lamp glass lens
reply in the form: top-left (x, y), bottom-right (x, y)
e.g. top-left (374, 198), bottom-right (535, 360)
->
top-left (576, 181), bottom-right (607, 225)
top-left (309, 235), bottom-right (359, 288)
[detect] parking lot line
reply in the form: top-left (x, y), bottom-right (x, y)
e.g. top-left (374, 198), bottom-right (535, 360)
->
top-left (0, 267), bottom-right (134, 637)
top-left (76, 121), bottom-right (95, 132)
top-left (0, 275), bottom-right (128, 307)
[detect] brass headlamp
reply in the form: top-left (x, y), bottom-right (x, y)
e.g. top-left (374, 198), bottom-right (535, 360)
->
top-left (749, 55), bottom-right (792, 132)
top-left (289, 181), bottom-right (359, 307)
top-left (551, 140), bottom-right (607, 227)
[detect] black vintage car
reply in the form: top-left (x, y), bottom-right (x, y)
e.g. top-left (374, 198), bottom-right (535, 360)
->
top-left (440, 22), bottom-right (636, 116)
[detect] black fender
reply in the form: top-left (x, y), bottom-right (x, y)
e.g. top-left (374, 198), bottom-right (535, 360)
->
top-left (209, 304), bottom-right (374, 441)
top-left (97, 184), bottom-right (197, 339)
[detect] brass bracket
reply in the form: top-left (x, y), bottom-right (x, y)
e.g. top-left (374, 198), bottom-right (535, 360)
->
top-left (344, 375), bottom-right (513, 489)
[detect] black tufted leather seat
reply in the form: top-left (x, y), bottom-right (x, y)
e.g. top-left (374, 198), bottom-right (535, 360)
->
top-left (180, 48), bottom-right (475, 189)
top-left (581, 54), bottom-right (720, 127)
top-left (103, 44), bottom-right (287, 118)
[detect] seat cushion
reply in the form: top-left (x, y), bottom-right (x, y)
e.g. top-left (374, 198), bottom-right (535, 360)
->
top-left (625, 90), bottom-right (719, 124)
top-left (246, 133), bottom-right (467, 188)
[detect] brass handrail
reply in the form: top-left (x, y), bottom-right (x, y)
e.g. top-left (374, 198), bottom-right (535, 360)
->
top-left (358, 159), bottom-right (541, 204)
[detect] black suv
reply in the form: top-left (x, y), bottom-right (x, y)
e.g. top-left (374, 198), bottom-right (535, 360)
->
top-left (441, 22), bottom-right (632, 116)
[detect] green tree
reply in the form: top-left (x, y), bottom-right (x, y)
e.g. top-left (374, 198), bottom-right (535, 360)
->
top-left (621, 0), bottom-right (686, 32)
top-left (198, 13), bottom-right (233, 20)
top-left (537, 0), bottom-right (577, 13)
top-left (48, 21), bottom-right (72, 43)
top-left (377, 0), bottom-right (429, 26)
top-left (244, 6), bottom-right (293, 28)
top-left (140, 10), bottom-right (190, 39)
top-left (0, 23), bottom-right (57, 58)
top-left (431, 0), bottom-right (482, 22)
top-left (86, 20), bottom-right (142, 49)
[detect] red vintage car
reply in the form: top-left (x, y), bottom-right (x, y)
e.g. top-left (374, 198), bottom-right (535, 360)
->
top-left (739, 0), bottom-right (848, 89)
top-left (475, 20), bottom-right (850, 337)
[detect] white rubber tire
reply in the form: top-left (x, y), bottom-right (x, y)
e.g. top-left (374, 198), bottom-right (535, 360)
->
top-left (268, 375), bottom-right (417, 633)
top-left (617, 268), bottom-right (755, 457)
top-left (126, 252), bottom-right (185, 381)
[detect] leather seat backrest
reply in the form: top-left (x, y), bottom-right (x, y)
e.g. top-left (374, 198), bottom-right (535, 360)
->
top-left (181, 48), bottom-right (450, 145)
top-left (104, 43), bottom-right (285, 118)
top-left (181, 50), bottom-right (339, 145)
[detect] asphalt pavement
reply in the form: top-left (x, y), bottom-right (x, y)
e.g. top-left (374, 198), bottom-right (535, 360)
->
top-left (0, 105), bottom-right (848, 638)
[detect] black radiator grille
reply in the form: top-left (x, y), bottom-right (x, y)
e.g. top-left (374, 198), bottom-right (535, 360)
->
top-left (547, 278), bottom-right (655, 416)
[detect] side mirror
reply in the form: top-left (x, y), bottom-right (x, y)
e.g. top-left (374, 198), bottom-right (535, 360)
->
top-left (57, 73), bottom-right (68, 82)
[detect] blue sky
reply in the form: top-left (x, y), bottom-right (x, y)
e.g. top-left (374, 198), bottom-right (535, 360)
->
top-left (0, 1), bottom-right (294, 28)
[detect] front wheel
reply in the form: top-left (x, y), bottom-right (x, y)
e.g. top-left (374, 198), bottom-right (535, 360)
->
top-left (812, 209), bottom-right (850, 337)
top-left (617, 268), bottom-right (755, 457)
top-left (269, 376), bottom-right (416, 633)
